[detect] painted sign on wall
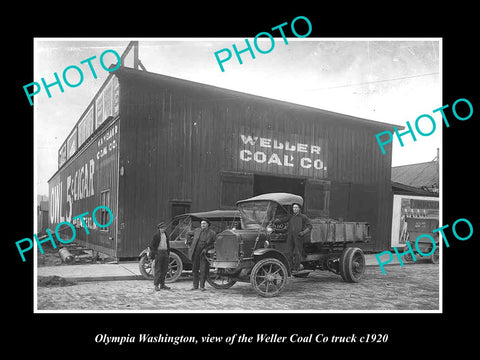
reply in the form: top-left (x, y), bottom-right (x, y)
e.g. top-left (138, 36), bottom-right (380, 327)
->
top-left (237, 128), bottom-right (327, 178)
top-left (49, 122), bottom-right (118, 228)
top-left (58, 75), bottom-right (120, 168)
top-left (391, 194), bottom-right (439, 247)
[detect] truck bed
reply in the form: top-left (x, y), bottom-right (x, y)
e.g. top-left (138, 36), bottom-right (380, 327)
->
top-left (308, 218), bottom-right (370, 244)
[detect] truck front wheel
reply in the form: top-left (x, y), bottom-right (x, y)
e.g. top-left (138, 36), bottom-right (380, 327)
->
top-left (250, 258), bottom-right (288, 298)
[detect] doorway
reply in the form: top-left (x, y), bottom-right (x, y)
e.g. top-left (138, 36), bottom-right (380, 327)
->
top-left (253, 174), bottom-right (305, 198)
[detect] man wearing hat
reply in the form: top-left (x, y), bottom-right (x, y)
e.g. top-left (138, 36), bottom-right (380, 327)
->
top-left (275, 203), bottom-right (312, 272)
top-left (149, 222), bottom-right (171, 291)
top-left (187, 219), bottom-right (216, 291)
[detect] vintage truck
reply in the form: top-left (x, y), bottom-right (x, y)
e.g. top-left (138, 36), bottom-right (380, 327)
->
top-left (206, 193), bottom-right (371, 297)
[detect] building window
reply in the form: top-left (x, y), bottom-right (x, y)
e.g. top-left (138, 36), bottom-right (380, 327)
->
top-left (305, 179), bottom-right (330, 217)
top-left (220, 171), bottom-right (253, 209)
top-left (99, 190), bottom-right (111, 230)
top-left (170, 201), bottom-right (192, 229)
top-left (171, 201), bottom-right (191, 219)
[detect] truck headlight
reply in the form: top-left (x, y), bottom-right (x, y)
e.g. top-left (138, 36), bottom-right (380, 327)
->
top-left (266, 226), bottom-right (274, 235)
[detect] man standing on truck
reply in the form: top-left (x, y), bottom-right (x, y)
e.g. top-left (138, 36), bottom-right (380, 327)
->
top-left (276, 203), bottom-right (312, 273)
top-left (187, 219), bottom-right (216, 291)
top-left (149, 222), bottom-right (171, 291)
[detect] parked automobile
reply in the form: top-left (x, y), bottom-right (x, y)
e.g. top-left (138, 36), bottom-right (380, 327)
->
top-left (208, 193), bottom-right (371, 297)
top-left (138, 210), bottom-right (240, 282)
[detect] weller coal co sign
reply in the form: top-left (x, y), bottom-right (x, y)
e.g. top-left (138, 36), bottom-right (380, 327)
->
top-left (236, 128), bottom-right (327, 178)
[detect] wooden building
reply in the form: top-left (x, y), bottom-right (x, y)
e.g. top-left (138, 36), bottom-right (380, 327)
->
top-left (48, 53), bottom-right (399, 259)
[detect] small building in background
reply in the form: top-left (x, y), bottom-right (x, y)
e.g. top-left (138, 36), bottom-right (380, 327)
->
top-left (37, 195), bottom-right (49, 236)
top-left (391, 151), bottom-right (439, 195)
top-left (390, 152), bottom-right (439, 248)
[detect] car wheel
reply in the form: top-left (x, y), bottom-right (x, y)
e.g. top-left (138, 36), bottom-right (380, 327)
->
top-left (340, 247), bottom-right (365, 283)
top-left (165, 252), bottom-right (183, 283)
top-left (250, 258), bottom-right (288, 298)
top-left (431, 247), bottom-right (439, 264)
top-left (404, 252), bottom-right (414, 262)
top-left (139, 254), bottom-right (154, 280)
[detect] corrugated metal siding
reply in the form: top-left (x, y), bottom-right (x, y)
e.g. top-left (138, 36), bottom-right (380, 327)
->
top-left (116, 69), bottom-right (394, 256)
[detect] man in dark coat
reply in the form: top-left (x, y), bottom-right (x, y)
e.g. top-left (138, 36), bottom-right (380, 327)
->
top-left (275, 203), bottom-right (312, 272)
top-left (149, 222), bottom-right (171, 291)
top-left (187, 219), bottom-right (216, 291)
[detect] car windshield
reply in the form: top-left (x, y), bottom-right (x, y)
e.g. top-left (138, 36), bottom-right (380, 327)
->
top-left (238, 201), bottom-right (276, 229)
top-left (169, 216), bottom-right (192, 241)
top-left (169, 215), bottom-right (240, 240)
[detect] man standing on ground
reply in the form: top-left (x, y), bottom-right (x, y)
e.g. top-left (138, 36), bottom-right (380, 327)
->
top-left (187, 219), bottom-right (216, 291)
top-left (149, 222), bottom-right (171, 291)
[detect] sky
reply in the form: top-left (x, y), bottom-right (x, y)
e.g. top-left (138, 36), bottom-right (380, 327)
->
top-left (34, 38), bottom-right (441, 197)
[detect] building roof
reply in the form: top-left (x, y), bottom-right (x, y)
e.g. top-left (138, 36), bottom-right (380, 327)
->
top-left (391, 160), bottom-right (439, 189)
top-left (51, 63), bottom-right (403, 183)
top-left (391, 181), bottom-right (438, 196)
top-left (114, 66), bottom-right (403, 130)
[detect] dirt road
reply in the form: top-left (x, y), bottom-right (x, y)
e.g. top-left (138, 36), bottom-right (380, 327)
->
top-left (36, 261), bottom-right (439, 311)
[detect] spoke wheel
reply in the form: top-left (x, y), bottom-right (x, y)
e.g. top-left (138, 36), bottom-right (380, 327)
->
top-left (139, 254), bottom-right (154, 280)
top-left (250, 258), bottom-right (288, 298)
top-left (340, 247), bottom-right (366, 283)
top-left (207, 269), bottom-right (237, 289)
top-left (165, 252), bottom-right (183, 283)
top-left (292, 270), bottom-right (311, 278)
